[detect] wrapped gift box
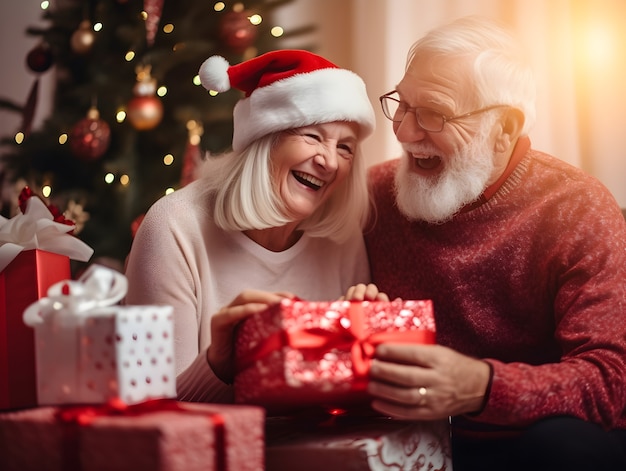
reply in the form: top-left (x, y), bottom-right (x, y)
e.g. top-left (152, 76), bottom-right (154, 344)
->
top-left (265, 416), bottom-right (452, 471)
top-left (0, 401), bottom-right (265, 471)
top-left (0, 250), bottom-right (72, 410)
top-left (1, 189), bottom-right (94, 410)
top-left (23, 264), bottom-right (177, 405)
top-left (235, 298), bottom-right (435, 415)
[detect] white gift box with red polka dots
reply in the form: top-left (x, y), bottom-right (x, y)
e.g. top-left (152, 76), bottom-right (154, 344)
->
top-left (22, 265), bottom-right (176, 406)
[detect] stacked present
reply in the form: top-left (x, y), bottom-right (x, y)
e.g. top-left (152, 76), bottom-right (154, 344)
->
top-left (234, 297), bottom-right (453, 469)
top-left (0, 401), bottom-right (264, 471)
top-left (1, 188), bottom-right (94, 410)
top-left (0, 192), bottom-right (265, 470)
top-left (265, 416), bottom-right (452, 471)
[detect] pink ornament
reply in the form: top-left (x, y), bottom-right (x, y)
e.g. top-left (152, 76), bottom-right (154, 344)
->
top-left (144, 0), bottom-right (164, 47)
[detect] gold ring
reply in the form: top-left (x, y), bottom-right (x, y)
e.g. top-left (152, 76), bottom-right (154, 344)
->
top-left (418, 386), bottom-right (428, 405)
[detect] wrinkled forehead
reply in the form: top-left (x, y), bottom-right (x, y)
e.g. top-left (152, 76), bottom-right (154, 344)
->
top-left (399, 52), bottom-right (478, 109)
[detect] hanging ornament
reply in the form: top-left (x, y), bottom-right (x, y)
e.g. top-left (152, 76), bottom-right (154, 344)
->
top-left (218, 10), bottom-right (257, 54)
top-left (22, 43), bottom-right (54, 136)
top-left (70, 106), bottom-right (111, 161)
top-left (180, 120), bottom-right (204, 187)
top-left (127, 65), bottom-right (163, 131)
top-left (71, 20), bottom-right (96, 55)
top-left (26, 42), bottom-right (54, 73)
top-left (143, 0), bottom-right (164, 47)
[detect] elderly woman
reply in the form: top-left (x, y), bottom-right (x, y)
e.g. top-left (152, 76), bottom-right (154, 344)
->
top-left (124, 50), bottom-right (379, 403)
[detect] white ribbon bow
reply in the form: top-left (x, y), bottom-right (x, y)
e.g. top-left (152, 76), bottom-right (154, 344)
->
top-left (0, 196), bottom-right (94, 272)
top-left (23, 264), bottom-right (128, 326)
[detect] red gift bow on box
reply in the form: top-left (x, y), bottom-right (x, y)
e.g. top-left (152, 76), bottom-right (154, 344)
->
top-left (237, 302), bottom-right (435, 379)
top-left (56, 398), bottom-right (226, 471)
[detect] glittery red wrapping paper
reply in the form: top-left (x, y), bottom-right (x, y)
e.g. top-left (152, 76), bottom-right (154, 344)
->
top-left (0, 402), bottom-right (265, 471)
top-left (234, 298), bottom-right (435, 415)
top-left (0, 250), bottom-right (70, 411)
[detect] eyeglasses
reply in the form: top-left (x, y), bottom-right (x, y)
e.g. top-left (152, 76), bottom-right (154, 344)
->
top-left (379, 91), bottom-right (509, 133)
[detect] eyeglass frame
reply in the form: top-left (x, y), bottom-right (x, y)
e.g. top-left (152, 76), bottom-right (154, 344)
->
top-left (379, 90), bottom-right (510, 133)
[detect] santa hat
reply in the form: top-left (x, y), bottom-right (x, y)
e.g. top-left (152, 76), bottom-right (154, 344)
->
top-left (198, 49), bottom-right (375, 152)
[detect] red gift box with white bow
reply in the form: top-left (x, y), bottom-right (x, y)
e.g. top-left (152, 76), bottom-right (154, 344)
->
top-left (234, 298), bottom-right (435, 415)
top-left (0, 190), bottom-right (93, 410)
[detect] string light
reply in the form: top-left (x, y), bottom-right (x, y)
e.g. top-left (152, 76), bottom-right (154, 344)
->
top-left (40, 1), bottom-right (49, 10)
top-left (41, 185), bottom-right (52, 198)
top-left (214, 2), bottom-right (225, 12)
top-left (125, 51), bottom-right (135, 61)
top-left (58, 133), bottom-right (68, 144)
top-left (163, 24), bottom-right (174, 34)
top-left (165, 187), bottom-right (175, 195)
top-left (157, 85), bottom-right (167, 97)
top-left (116, 110), bottom-right (126, 123)
top-left (104, 173), bottom-right (115, 184)
top-left (120, 174), bottom-right (130, 186)
top-left (271, 26), bottom-right (284, 37)
top-left (15, 132), bottom-right (24, 144)
top-left (249, 14), bottom-right (262, 26)
top-left (163, 154), bottom-right (174, 165)
top-left (192, 75), bottom-right (201, 86)
top-left (94, 22), bottom-right (103, 32)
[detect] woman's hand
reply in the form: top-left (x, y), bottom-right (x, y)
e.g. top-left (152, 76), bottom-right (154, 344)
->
top-left (342, 283), bottom-right (390, 302)
top-left (208, 289), bottom-right (294, 384)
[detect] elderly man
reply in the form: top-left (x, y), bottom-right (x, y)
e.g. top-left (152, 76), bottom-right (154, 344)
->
top-left (365, 16), bottom-right (626, 471)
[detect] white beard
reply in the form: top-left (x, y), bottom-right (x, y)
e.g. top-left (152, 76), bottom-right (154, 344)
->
top-left (394, 120), bottom-right (496, 224)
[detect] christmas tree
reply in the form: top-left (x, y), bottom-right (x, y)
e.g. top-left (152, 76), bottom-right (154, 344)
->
top-left (0, 0), bottom-right (314, 271)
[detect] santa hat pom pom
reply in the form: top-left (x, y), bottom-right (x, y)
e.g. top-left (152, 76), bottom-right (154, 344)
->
top-left (199, 55), bottom-right (231, 92)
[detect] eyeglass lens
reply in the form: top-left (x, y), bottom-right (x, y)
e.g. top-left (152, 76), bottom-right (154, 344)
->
top-left (381, 96), bottom-right (444, 132)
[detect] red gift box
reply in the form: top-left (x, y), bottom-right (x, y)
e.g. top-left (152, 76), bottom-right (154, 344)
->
top-left (234, 298), bottom-right (435, 415)
top-left (0, 400), bottom-right (265, 471)
top-left (265, 416), bottom-right (452, 471)
top-left (0, 249), bottom-right (71, 410)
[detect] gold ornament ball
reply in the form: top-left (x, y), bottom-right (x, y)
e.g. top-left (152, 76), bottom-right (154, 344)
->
top-left (71, 21), bottom-right (96, 55)
top-left (127, 95), bottom-right (163, 130)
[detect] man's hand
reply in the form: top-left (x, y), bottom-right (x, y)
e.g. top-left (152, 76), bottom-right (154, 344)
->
top-left (368, 343), bottom-right (491, 420)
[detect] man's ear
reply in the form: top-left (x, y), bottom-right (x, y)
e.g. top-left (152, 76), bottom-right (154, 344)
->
top-left (494, 108), bottom-right (525, 152)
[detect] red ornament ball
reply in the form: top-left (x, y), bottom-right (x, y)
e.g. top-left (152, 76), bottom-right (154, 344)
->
top-left (70, 108), bottom-right (111, 161)
top-left (26, 43), bottom-right (53, 73)
top-left (127, 95), bottom-right (163, 130)
top-left (218, 10), bottom-right (257, 54)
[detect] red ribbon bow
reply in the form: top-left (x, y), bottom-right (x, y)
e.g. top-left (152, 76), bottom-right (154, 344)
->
top-left (237, 302), bottom-right (435, 380)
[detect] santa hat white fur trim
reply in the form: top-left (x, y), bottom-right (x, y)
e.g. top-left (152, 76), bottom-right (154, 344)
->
top-left (231, 67), bottom-right (375, 151)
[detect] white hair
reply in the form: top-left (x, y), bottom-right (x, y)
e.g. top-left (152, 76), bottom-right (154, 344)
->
top-left (196, 133), bottom-right (369, 243)
top-left (407, 16), bottom-right (536, 135)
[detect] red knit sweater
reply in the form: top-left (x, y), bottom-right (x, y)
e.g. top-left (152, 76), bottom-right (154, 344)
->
top-left (365, 144), bottom-right (626, 436)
